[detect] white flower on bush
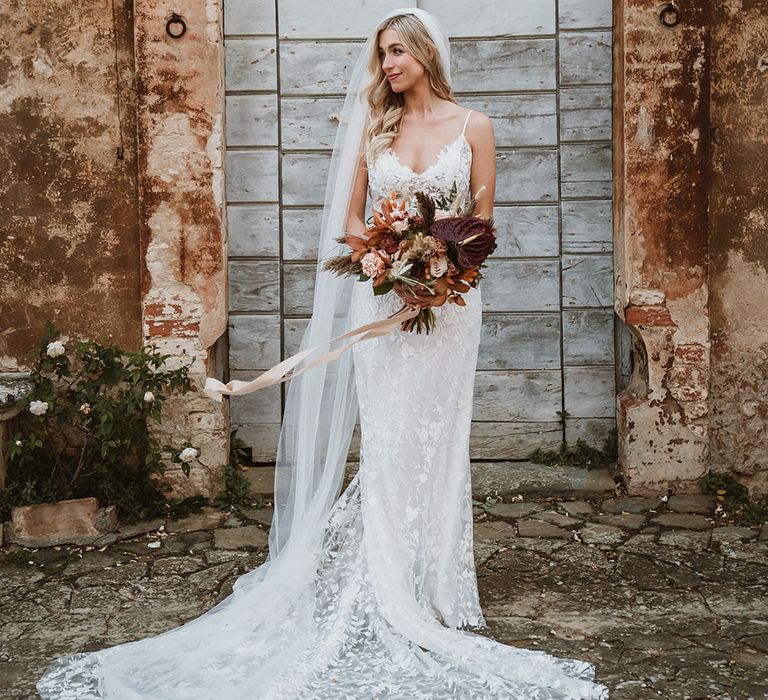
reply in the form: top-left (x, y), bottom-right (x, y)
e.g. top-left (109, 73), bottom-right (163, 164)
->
top-left (46, 340), bottom-right (65, 357)
top-left (29, 400), bottom-right (49, 416)
top-left (178, 446), bottom-right (199, 463)
top-left (15, 439), bottom-right (22, 447)
top-left (143, 391), bottom-right (155, 403)
top-left (79, 403), bottom-right (91, 414)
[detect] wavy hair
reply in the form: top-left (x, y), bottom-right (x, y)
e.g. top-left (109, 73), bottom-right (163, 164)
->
top-left (364, 13), bottom-right (455, 161)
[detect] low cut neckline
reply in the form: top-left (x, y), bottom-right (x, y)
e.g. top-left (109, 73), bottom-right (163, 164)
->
top-left (385, 109), bottom-right (473, 177)
top-left (386, 133), bottom-right (469, 177)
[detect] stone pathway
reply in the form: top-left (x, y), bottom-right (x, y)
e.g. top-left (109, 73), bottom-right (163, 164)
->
top-left (1, 490), bottom-right (767, 699)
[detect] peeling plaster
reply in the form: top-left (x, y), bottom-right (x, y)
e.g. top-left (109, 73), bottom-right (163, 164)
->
top-left (614, 0), bottom-right (711, 494)
top-left (708, 1), bottom-right (768, 493)
top-left (133, 0), bottom-right (228, 496)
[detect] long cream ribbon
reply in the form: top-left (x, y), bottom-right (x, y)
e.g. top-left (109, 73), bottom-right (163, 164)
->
top-left (204, 305), bottom-right (420, 402)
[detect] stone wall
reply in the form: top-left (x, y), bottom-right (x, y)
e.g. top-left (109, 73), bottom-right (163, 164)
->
top-left (133, 0), bottom-right (229, 497)
top-left (0, 0), bottom-right (142, 361)
top-left (708, 1), bottom-right (768, 494)
top-left (613, 0), bottom-right (711, 494)
top-left (0, 0), bottom-right (230, 498)
top-left (614, 0), bottom-right (768, 497)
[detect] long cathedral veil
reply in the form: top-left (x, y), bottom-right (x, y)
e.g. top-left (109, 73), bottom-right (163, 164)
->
top-left (36, 7), bottom-right (458, 698)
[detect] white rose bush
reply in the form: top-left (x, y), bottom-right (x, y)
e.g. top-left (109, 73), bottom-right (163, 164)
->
top-left (2, 320), bottom-right (195, 523)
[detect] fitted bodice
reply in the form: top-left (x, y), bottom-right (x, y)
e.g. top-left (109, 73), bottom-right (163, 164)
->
top-left (366, 131), bottom-right (473, 208)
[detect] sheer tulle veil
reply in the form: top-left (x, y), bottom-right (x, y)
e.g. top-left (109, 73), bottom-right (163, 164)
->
top-left (36, 7), bottom-right (456, 698)
top-left (265, 5), bottom-right (452, 573)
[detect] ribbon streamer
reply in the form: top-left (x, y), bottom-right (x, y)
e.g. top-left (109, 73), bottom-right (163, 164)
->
top-left (204, 305), bottom-right (420, 402)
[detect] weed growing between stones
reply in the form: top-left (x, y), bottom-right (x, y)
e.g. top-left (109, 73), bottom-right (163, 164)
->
top-left (213, 430), bottom-right (252, 510)
top-left (527, 426), bottom-right (618, 472)
top-left (700, 471), bottom-right (768, 525)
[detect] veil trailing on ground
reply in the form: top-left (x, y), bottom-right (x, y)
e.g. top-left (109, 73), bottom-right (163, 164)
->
top-left (36, 8), bottom-right (459, 699)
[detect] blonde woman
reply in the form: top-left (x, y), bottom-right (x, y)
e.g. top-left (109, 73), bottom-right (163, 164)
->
top-left (38, 8), bottom-right (609, 699)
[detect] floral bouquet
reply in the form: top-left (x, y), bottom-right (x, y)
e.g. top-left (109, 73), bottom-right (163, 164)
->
top-left (323, 186), bottom-right (497, 334)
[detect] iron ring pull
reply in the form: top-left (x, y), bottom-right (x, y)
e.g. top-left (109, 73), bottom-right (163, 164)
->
top-left (659, 3), bottom-right (681, 28)
top-left (166, 13), bottom-right (187, 39)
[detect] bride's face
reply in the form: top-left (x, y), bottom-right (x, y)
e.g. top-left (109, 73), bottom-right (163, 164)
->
top-left (377, 28), bottom-right (426, 93)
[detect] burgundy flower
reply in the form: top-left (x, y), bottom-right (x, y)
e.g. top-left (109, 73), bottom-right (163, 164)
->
top-left (431, 216), bottom-right (497, 269)
top-left (379, 235), bottom-right (399, 254)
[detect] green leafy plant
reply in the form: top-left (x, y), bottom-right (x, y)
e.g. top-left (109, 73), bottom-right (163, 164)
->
top-left (699, 471), bottom-right (768, 525)
top-left (527, 427), bottom-right (618, 471)
top-left (1, 321), bottom-right (195, 522)
top-left (213, 429), bottom-right (253, 510)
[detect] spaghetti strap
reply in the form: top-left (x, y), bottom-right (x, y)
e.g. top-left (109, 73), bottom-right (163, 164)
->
top-left (461, 110), bottom-right (473, 136)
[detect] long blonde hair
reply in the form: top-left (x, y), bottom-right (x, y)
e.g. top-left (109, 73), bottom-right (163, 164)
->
top-left (364, 14), bottom-right (454, 161)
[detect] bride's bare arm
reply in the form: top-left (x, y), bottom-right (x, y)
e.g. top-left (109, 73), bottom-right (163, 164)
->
top-left (345, 149), bottom-right (369, 236)
top-left (466, 112), bottom-right (496, 219)
top-left (345, 113), bottom-right (371, 236)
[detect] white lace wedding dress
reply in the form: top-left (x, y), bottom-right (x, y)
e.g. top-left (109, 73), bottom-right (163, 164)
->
top-left (37, 112), bottom-right (609, 699)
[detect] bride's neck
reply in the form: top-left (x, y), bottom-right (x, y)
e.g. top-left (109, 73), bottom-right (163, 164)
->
top-left (401, 80), bottom-right (445, 119)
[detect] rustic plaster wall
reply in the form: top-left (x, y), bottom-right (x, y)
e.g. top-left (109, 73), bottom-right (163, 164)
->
top-left (0, 0), bottom-right (141, 363)
top-left (0, 0), bottom-right (230, 499)
top-left (133, 0), bottom-right (229, 498)
top-left (708, 1), bottom-right (768, 494)
top-left (613, 0), bottom-right (711, 494)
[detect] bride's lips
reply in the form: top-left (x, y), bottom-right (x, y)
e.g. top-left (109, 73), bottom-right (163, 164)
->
top-left (387, 72), bottom-right (402, 82)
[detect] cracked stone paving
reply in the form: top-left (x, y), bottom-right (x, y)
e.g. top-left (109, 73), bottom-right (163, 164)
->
top-left (1, 487), bottom-right (767, 699)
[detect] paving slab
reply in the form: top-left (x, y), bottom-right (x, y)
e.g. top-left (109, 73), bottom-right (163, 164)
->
top-left (594, 513), bottom-right (648, 531)
top-left (213, 525), bottom-right (269, 550)
top-left (579, 523), bottom-right (625, 546)
top-left (558, 499), bottom-right (597, 517)
top-left (650, 513), bottom-right (715, 530)
top-left (666, 494), bottom-right (716, 514)
top-left (165, 509), bottom-right (227, 534)
top-left (484, 502), bottom-right (544, 519)
top-left (600, 497), bottom-right (661, 514)
top-left (516, 518), bottom-right (572, 539)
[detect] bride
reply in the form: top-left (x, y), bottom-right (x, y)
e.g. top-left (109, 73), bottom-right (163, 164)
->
top-left (38, 8), bottom-right (609, 699)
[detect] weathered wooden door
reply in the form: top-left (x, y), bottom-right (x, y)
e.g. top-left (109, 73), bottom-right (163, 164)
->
top-left (223, 0), bottom-right (614, 462)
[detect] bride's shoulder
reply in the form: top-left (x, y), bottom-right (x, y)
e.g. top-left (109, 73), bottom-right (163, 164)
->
top-left (459, 108), bottom-right (494, 148)
top-left (462, 108), bottom-right (493, 132)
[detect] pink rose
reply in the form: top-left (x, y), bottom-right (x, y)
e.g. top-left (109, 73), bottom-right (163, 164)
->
top-left (361, 251), bottom-right (386, 278)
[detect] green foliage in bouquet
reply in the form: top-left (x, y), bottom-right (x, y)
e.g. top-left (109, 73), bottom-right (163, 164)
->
top-left (0, 321), bottom-right (194, 522)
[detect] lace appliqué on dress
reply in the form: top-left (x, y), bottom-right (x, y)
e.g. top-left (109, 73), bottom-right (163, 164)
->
top-left (367, 133), bottom-right (474, 209)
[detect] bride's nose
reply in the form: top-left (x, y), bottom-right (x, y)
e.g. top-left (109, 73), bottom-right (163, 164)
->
top-left (382, 54), bottom-right (394, 71)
